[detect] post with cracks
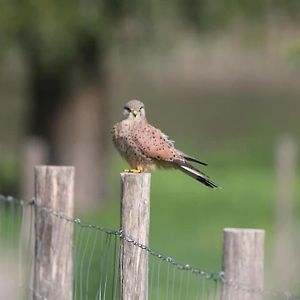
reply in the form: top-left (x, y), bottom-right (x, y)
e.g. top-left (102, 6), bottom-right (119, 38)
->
top-left (221, 228), bottom-right (265, 300)
top-left (33, 166), bottom-right (75, 300)
top-left (119, 172), bottom-right (151, 300)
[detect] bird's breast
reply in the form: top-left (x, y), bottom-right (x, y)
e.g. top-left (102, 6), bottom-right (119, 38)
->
top-left (112, 121), bottom-right (137, 154)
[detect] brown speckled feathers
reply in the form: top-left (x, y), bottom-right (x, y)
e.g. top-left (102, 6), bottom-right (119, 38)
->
top-left (133, 121), bottom-right (182, 162)
top-left (112, 100), bottom-right (218, 188)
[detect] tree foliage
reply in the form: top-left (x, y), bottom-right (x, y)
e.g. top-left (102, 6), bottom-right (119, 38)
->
top-left (1, 0), bottom-right (299, 66)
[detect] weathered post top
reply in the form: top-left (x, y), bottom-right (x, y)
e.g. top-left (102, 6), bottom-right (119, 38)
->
top-left (34, 165), bottom-right (75, 300)
top-left (221, 228), bottom-right (265, 300)
top-left (120, 172), bottom-right (151, 300)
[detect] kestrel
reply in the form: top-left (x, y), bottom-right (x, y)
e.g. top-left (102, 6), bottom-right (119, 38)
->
top-left (112, 100), bottom-right (218, 188)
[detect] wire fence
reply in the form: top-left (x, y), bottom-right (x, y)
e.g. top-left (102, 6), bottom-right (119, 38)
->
top-left (1, 194), bottom-right (300, 300)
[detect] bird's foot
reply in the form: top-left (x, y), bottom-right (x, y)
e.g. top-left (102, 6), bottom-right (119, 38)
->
top-left (123, 169), bottom-right (144, 173)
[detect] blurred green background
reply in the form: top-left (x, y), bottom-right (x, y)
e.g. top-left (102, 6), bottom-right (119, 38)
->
top-left (0, 0), bottom-right (299, 294)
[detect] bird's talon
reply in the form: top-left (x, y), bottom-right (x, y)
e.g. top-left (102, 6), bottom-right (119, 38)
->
top-left (123, 169), bottom-right (144, 173)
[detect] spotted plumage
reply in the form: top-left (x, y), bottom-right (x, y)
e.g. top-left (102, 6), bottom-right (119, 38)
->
top-left (112, 99), bottom-right (218, 188)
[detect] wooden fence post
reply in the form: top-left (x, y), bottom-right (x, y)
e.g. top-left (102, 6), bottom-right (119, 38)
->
top-left (120, 173), bottom-right (151, 300)
top-left (34, 166), bottom-right (75, 300)
top-left (272, 135), bottom-right (298, 290)
top-left (221, 228), bottom-right (265, 300)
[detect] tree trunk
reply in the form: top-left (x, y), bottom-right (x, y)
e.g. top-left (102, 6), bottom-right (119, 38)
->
top-left (53, 85), bottom-right (107, 210)
top-left (27, 39), bottom-right (108, 210)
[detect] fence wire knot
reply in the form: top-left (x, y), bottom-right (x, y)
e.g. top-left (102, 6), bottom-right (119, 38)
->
top-left (73, 218), bottom-right (80, 224)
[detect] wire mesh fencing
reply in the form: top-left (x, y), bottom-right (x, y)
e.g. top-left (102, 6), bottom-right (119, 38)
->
top-left (1, 194), bottom-right (300, 300)
top-left (0, 194), bottom-right (221, 299)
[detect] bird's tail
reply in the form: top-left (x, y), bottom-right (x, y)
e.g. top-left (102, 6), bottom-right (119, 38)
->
top-left (178, 162), bottom-right (218, 188)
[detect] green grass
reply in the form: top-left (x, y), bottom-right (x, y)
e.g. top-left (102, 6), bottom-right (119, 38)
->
top-left (1, 146), bottom-right (299, 298)
top-left (75, 144), bottom-right (300, 297)
top-left (79, 149), bottom-right (300, 276)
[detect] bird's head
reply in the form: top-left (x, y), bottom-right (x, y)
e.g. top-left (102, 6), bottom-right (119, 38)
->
top-left (123, 99), bottom-right (146, 121)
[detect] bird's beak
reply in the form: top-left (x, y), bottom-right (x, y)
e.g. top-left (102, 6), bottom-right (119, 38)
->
top-left (131, 109), bottom-right (138, 117)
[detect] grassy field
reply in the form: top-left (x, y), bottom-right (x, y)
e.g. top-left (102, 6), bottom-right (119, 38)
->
top-left (74, 145), bottom-right (300, 297)
top-left (1, 144), bottom-right (299, 298)
top-left (80, 146), bottom-right (300, 276)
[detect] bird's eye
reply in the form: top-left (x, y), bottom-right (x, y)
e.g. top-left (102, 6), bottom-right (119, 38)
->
top-left (139, 106), bottom-right (146, 117)
top-left (123, 106), bottom-right (131, 118)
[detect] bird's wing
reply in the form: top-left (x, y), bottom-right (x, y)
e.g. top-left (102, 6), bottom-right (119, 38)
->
top-left (177, 150), bottom-right (207, 166)
top-left (160, 132), bottom-right (175, 147)
top-left (134, 122), bottom-right (183, 162)
top-left (178, 162), bottom-right (218, 188)
top-left (134, 122), bottom-right (207, 165)
top-left (134, 122), bottom-right (218, 188)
